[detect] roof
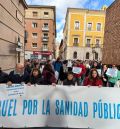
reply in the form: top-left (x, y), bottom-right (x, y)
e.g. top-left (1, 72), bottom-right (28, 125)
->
top-left (28, 5), bottom-right (56, 9)
top-left (106, 0), bottom-right (118, 11)
top-left (21, 0), bottom-right (28, 9)
top-left (67, 7), bottom-right (106, 13)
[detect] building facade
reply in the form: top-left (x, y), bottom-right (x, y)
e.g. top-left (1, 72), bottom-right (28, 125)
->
top-left (63, 7), bottom-right (106, 61)
top-left (0, 0), bottom-right (27, 72)
top-left (59, 39), bottom-right (67, 60)
top-left (25, 6), bottom-right (56, 60)
top-left (102, 0), bottom-right (120, 65)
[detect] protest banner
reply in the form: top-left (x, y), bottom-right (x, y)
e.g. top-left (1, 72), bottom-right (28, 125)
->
top-left (0, 84), bottom-right (120, 129)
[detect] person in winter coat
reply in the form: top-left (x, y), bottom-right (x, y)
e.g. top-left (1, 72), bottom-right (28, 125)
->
top-left (7, 63), bottom-right (30, 85)
top-left (91, 61), bottom-right (101, 69)
top-left (29, 68), bottom-right (42, 85)
top-left (53, 57), bottom-right (62, 73)
top-left (101, 64), bottom-right (108, 87)
top-left (42, 64), bottom-right (56, 85)
top-left (59, 60), bottom-right (68, 82)
top-left (63, 72), bottom-right (76, 86)
top-left (83, 68), bottom-right (103, 87)
top-left (0, 67), bottom-right (9, 83)
top-left (25, 60), bottom-right (32, 74)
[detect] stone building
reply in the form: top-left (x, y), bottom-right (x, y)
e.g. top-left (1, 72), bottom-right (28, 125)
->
top-left (0, 0), bottom-right (27, 72)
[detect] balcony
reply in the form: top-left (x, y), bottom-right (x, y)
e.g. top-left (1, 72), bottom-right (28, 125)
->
top-left (42, 48), bottom-right (48, 51)
top-left (42, 36), bottom-right (49, 42)
top-left (42, 27), bottom-right (49, 31)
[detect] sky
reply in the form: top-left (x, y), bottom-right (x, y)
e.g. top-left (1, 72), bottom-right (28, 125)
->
top-left (25, 0), bottom-right (115, 43)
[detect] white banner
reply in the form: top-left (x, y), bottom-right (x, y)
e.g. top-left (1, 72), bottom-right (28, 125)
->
top-left (0, 84), bottom-right (120, 129)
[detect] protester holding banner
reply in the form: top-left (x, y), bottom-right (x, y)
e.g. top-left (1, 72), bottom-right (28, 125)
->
top-left (7, 63), bottom-right (30, 85)
top-left (29, 68), bottom-right (42, 85)
top-left (0, 67), bottom-right (9, 83)
top-left (63, 72), bottom-right (76, 86)
top-left (83, 68), bottom-right (103, 87)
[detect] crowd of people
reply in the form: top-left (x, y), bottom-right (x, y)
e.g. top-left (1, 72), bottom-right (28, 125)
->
top-left (0, 57), bottom-right (120, 87)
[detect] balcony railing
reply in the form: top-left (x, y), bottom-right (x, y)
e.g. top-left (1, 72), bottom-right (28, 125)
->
top-left (41, 47), bottom-right (48, 51)
top-left (86, 44), bottom-right (103, 48)
top-left (42, 36), bottom-right (49, 42)
top-left (42, 27), bottom-right (49, 31)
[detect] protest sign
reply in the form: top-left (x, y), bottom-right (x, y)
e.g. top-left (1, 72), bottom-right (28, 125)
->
top-left (106, 68), bottom-right (118, 77)
top-left (72, 67), bottom-right (82, 74)
top-left (97, 69), bottom-right (101, 76)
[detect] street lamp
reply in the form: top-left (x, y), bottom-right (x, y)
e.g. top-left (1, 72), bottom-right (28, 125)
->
top-left (92, 46), bottom-right (96, 60)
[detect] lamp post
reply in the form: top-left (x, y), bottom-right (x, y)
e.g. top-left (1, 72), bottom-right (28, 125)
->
top-left (92, 46), bottom-right (96, 60)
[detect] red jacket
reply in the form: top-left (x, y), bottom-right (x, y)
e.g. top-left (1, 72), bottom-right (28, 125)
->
top-left (74, 64), bottom-right (86, 78)
top-left (83, 77), bottom-right (103, 86)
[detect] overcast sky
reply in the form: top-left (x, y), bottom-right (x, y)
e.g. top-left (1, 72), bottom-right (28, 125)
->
top-left (25, 0), bottom-right (115, 43)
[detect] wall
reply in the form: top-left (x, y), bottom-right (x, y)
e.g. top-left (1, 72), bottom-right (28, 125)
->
top-left (0, 0), bottom-right (26, 72)
top-left (102, 0), bottom-right (120, 65)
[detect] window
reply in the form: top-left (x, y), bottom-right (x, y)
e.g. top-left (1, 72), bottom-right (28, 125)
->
top-left (44, 12), bottom-right (49, 16)
top-left (96, 39), bottom-right (100, 47)
top-left (87, 23), bottom-right (92, 31)
top-left (73, 51), bottom-right (77, 59)
top-left (95, 52), bottom-right (98, 60)
top-left (24, 30), bottom-right (28, 43)
top-left (74, 21), bottom-right (80, 30)
top-left (44, 23), bottom-right (48, 28)
top-left (32, 43), bottom-right (37, 48)
top-left (97, 23), bottom-right (101, 31)
top-left (86, 52), bottom-right (90, 59)
top-left (74, 38), bottom-right (79, 44)
top-left (43, 44), bottom-right (48, 50)
top-left (86, 39), bottom-right (91, 47)
top-left (32, 33), bottom-right (37, 38)
top-left (33, 12), bottom-right (38, 17)
top-left (32, 23), bottom-right (38, 28)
